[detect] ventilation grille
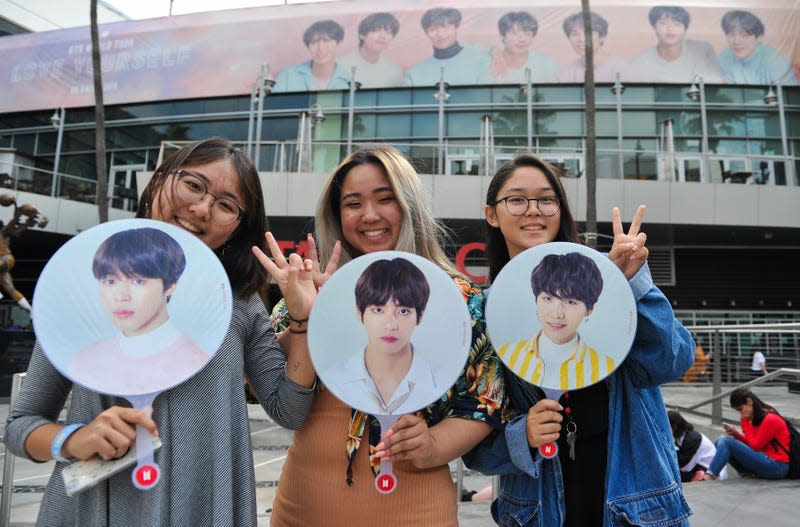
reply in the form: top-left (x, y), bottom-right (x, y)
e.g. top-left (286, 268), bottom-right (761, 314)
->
top-left (648, 247), bottom-right (675, 286)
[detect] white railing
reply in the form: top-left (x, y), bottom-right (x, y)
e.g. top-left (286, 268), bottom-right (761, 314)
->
top-left (157, 139), bottom-right (798, 185)
top-left (0, 161), bottom-right (98, 204)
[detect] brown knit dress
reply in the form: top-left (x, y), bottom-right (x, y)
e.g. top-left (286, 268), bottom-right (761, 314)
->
top-left (270, 387), bottom-right (458, 526)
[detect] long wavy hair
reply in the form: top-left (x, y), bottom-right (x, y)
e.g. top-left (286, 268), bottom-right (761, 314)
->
top-left (484, 154), bottom-right (578, 282)
top-left (315, 145), bottom-right (461, 277)
top-left (136, 137), bottom-right (268, 299)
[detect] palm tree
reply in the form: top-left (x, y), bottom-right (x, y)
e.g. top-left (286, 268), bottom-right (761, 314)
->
top-left (582, 0), bottom-right (597, 249)
top-left (91, 0), bottom-right (108, 223)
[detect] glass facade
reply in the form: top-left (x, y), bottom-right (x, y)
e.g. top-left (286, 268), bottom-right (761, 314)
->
top-left (0, 81), bottom-right (796, 360)
top-left (0, 83), bottom-right (796, 189)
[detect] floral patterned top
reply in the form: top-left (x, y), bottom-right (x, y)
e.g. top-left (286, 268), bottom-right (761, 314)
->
top-left (271, 276), bottom-right (506, 483)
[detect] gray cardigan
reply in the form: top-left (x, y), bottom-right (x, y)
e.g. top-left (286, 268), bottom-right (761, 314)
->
top-left (5, 295), bottom-right (314, 526)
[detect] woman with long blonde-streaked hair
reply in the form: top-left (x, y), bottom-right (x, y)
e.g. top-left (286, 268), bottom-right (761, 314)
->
top-left (255, 144), bottom-right (505, 526)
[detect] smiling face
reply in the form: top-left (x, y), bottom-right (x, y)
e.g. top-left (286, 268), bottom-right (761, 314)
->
top-left (426, 22), bottom-right (458, 50)
top-left (503, 23), bottom-right (534, 55)
top-left (536, 292), bottom-right (591, 345)
top-left (654, 15), bottom-right (686, 48)
top-left (361, 26), bottom-right (394, 55)
top-left (99, 272), bottom-right (175, 337)
top-left (568, 28), bottom-right (603, 57)
top-left (485, 166), bottom-right (561, 258)
top-left (339, 163), bottom-right (402, 254)
top-left (151, 158), bottom-right (244, 251)
top-left (359, 298), bottom-right (419, 358)
top-left (308, 33), bottom-right (339, 66)
top-left (726, 29), bottom-right (759, 59)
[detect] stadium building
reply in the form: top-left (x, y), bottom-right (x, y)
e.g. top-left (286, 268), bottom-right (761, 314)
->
top-left (0, 0), bottom-right (798, 389)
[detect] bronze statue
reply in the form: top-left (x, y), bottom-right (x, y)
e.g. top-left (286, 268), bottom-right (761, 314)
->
top-left (0, 194), bottom-right (48, 312)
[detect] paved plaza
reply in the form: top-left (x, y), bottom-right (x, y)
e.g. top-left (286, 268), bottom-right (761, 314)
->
top-left (0, 384), bottom-right (798, 526)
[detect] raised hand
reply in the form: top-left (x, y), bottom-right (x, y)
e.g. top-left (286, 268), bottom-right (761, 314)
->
top-left (64, 406), bottom-right (157, 461)
top-left (489, 47), bottom-right (509, 80)
top-left (608, 205), bottom-right (649, 280)
top-left (526, 399), bottom-right (564, 449)
top-left (305, 233), bottom-right (341, 289)
top-left (252, 232), bottom-right (316, 320)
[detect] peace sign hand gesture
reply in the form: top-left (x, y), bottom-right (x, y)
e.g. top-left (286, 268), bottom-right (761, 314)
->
top-left (608, 205), bottom-right (649, 280)
top-left (252, 232), bottom-right (317, 320)
top-left (304, 233), bottom-right (341, 290)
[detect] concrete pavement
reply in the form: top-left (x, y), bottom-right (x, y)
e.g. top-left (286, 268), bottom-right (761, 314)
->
top-left (1, 383), bottom-right (797, 526)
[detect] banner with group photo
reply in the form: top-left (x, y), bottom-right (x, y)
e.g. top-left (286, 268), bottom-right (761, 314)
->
top-left (1, 0), bottom-right (798, 113)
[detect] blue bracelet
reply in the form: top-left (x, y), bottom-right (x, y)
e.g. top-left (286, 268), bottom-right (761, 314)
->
top-left (50, 423), bottom-right (85, 463)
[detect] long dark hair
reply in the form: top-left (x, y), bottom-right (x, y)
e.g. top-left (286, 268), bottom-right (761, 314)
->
top-left (729, 388), bottom-right (774, 426)
top-left (668, 410), bottom-right (694, 437)
top-left (137, 137), bottom-right (268, 299)
top-left (485, 154), bottom-right (578, 282)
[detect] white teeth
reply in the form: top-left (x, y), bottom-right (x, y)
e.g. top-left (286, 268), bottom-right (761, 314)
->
top-left (522, 225), bottom-right (543, 231)
top-left (177, 218), bottom-right (201, 233)
top-left (363, 229), bottom-right (387, 238)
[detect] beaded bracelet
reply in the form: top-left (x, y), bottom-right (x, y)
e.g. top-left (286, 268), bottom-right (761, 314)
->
top-left (51, 423), bottom-right (85, 463)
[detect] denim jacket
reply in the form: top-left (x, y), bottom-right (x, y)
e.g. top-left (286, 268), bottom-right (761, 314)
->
top-left (463, 264), bottom-right (694, 526)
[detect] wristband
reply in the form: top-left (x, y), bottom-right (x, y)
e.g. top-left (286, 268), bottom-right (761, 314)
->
top-left (288, 326), bottom-right (308, 334)
top-left (51, 423), bottom-right (85, 463)
top-left (289, 316), bottom-right (309, 325)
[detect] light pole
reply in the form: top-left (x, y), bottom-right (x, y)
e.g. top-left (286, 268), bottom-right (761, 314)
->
top-left (346, 66), bottom-right (361, 152)
top-left (253, 63), bottom-right (275, 170)
top-left (433, 67), bottom-right (450, 175)
top-left (686, 75), bottom-right (709, 183)
top-left (480, 114), bottom-right (495, 176)
top-left (297, 104), bottom-right (325, 172)
top-left (611, 72), bottom-right (624, 179)
top-left (764, 83), bottom-right (794, 186)
top-left (520, 67), bottom-right (533, 150)
top-left (50, 107), bottom-right (65, 197)
top-left (246, 83), bottom-right (258, 158)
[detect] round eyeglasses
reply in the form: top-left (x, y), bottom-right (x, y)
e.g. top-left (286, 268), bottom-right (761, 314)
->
top-left (495, 195), bottom-right (560, 217)
top-left (175, 170), bottom-right (245, 225)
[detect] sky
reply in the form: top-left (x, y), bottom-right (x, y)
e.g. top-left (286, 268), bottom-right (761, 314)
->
top-left (107, 0), bottom-right (335, 20)
top-left (0, 0), bottom-right (338, 32)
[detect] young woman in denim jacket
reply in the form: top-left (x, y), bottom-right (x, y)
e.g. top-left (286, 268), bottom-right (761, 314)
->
top-left (463, 154), bottom-right (695, 526)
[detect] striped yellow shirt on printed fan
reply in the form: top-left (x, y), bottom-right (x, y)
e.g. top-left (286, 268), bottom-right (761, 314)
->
top-left (498, 330), bottom-right (616, 390)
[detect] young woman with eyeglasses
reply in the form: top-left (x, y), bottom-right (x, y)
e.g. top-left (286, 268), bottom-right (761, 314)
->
top-left (5, 137), bottom-right (316, 526)
top-left (463, 154), bottom-right (695, 526)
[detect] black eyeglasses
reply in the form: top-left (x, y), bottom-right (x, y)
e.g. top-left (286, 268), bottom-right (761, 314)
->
top-left (175, 170), bottom-right (245, 225)
top-left (495, 195), bottom-right (560, 217)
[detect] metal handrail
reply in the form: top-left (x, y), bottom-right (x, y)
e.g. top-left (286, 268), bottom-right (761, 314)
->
top-left (669, 368), bottom-right (800, 427)
top-left (680, 322), bottom-right (799, 424)
top-left (686, 323), bottom-right (800, 332)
